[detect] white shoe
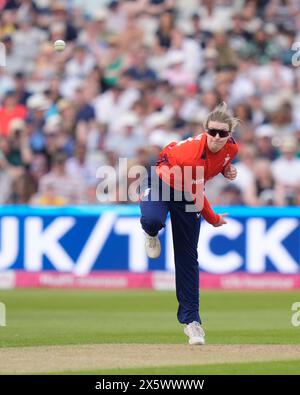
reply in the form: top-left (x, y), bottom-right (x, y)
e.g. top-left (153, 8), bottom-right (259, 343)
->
top-left (145, 233), bottom-right (161, 259)
top-left (184, 321), bottom-right (205, 345)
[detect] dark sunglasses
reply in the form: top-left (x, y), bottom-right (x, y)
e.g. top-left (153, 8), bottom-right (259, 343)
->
top-left (207, 128), bottom-right (230, 138)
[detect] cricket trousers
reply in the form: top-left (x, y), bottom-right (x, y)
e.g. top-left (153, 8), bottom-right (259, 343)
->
top-left (140, 170), bottom-right (201, 324)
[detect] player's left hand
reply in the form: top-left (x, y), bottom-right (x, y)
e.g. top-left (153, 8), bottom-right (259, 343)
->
top-left (223, 164), bottom-right (237, 180)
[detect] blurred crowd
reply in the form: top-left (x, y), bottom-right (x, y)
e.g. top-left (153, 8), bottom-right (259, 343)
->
top-left (1, 0), bottom-right (300, 206)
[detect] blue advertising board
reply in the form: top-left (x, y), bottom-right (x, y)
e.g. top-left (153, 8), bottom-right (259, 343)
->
top-left (0, 206), bottom-right (299, 275)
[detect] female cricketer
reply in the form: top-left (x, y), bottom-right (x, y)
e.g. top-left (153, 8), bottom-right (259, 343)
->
top-left (139, 103), bottom-right (239, 345)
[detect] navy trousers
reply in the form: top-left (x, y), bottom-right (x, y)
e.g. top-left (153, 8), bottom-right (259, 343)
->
top-left (140, 171), bottom-right (201, 324)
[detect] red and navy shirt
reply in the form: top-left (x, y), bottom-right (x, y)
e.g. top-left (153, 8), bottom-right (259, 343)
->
top-left (156, 133), bottom-right (238, 225)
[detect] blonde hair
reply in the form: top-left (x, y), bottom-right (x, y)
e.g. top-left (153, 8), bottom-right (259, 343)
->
top-left (204, 102), bottom-right (240, 132)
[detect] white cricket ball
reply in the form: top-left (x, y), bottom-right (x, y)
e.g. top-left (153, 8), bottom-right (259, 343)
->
top-left (54, 40), bottom-right (66, 52)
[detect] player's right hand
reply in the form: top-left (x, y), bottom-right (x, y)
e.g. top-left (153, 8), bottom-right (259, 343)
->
top-left (213, 213), bottom-right (228, 227)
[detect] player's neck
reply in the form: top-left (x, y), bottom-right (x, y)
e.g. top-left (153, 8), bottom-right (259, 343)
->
top-left (206, 142), bottom-right (224, 154)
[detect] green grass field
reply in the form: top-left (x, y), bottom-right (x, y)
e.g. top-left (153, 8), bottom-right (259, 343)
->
top-left (0, 289), bottom-right (300, 374)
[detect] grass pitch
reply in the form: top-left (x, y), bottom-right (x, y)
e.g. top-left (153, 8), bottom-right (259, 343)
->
top-left (0, 289), bottom-right (299, 374)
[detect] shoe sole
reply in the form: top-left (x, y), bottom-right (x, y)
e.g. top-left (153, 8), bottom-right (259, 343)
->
top-left (188, 338), bottom-right (205, 345)
top-left (146, 250), bottom-right (161, 259)
top-left (146, 251), bottom-right (161, 259)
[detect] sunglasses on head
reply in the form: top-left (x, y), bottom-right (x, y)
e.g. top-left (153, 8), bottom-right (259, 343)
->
top-left (207, 128), bottom-right (230, 138)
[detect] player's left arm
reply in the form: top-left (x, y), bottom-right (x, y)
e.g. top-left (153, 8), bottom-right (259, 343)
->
top-left (222, 142), bottom-right (238, 181)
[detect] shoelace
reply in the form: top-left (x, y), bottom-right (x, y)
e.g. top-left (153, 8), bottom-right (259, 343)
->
top-left (188, 323), bottom-right (204, 338)
top-left (148, 237), bottom-right (157, 248)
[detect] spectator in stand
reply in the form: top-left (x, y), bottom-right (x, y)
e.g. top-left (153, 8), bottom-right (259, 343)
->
top-left (73, 85), bottom-right (96, 123)
top-left (272, 136), bottom-right (300, 206)
top-left (125, 46), bottom-right (157, 84)
top-left (13, 72), bottom-right (32, 106)
top-left (105, 112), bottom-right (145, 158)
top-left (56, 99), bottom-right (77, 138)
top-left (38, 150), bottom-right (86, 204)
top-left (243, 158), bottom-right (276, 206)
top-left (30, 182), bottom-right (68, 206)
top-left (213, 31), bottom-right (238, 69)
top-left (0, 9), bottom-right (16, 38)
top-left (0, 90), bottom-right (27, 137)
top-left (78, 10), bottom-right (109, 60)
top-left (10, 167), bottom-right (37, 204)
top-left (168, 28), bottom-right (203, 82)
top-left (118, 12), bottom-right (144, 52)
top-left (43, 115), bottom-right (74, 157)
top-left (12, 12), bottom-right (48, 74)
top-left (25, 93), bottom-right (50, 153)
top-left (247, 27), bottom-right (279, 65)
top-left (198, 48), bottom-right (219, 92)
top-left (147, 37), bottom-right (169, 79)
top-left (101, 36), bottom-right (125, 89)
top-left (228, 12), bottom-right (253, 55)
top-left (254, 124), bottom-right (278, 160)
top-left (29, 152), bottom-right (50, 186)
top-left (105, 0), bottom-right (127, 35)
top-left (219, 184), bottom-right (245, 206)
top-left (189, 13), bottom-right (212, 49)
top-left (34, 42), bottom-right (59, 82)
top-left (6, 118), bottom-right (32, 169)
top-left (51, 1), bottom-right (78, 42)
top-left (65, 44), bottom-right (96, 84)
top-left (156, 9), bottom-right (174, 49)
top-left (66, 143), bottom-right (99, 186)
top-left (162, 51), bottom-right (192, 87)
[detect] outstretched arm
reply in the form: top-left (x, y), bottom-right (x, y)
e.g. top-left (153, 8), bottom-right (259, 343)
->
top-left (201, 195), bottom-right (227, 227)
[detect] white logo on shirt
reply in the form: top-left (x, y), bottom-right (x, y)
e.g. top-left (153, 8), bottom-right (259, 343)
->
top-left (223, 154), bottom-right (230, 166)
top-left (191, 178), bottom-right (204, 185)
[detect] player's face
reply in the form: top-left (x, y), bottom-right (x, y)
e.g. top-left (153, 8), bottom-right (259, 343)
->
top-left (206, 121), bottom-right (231, 152)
